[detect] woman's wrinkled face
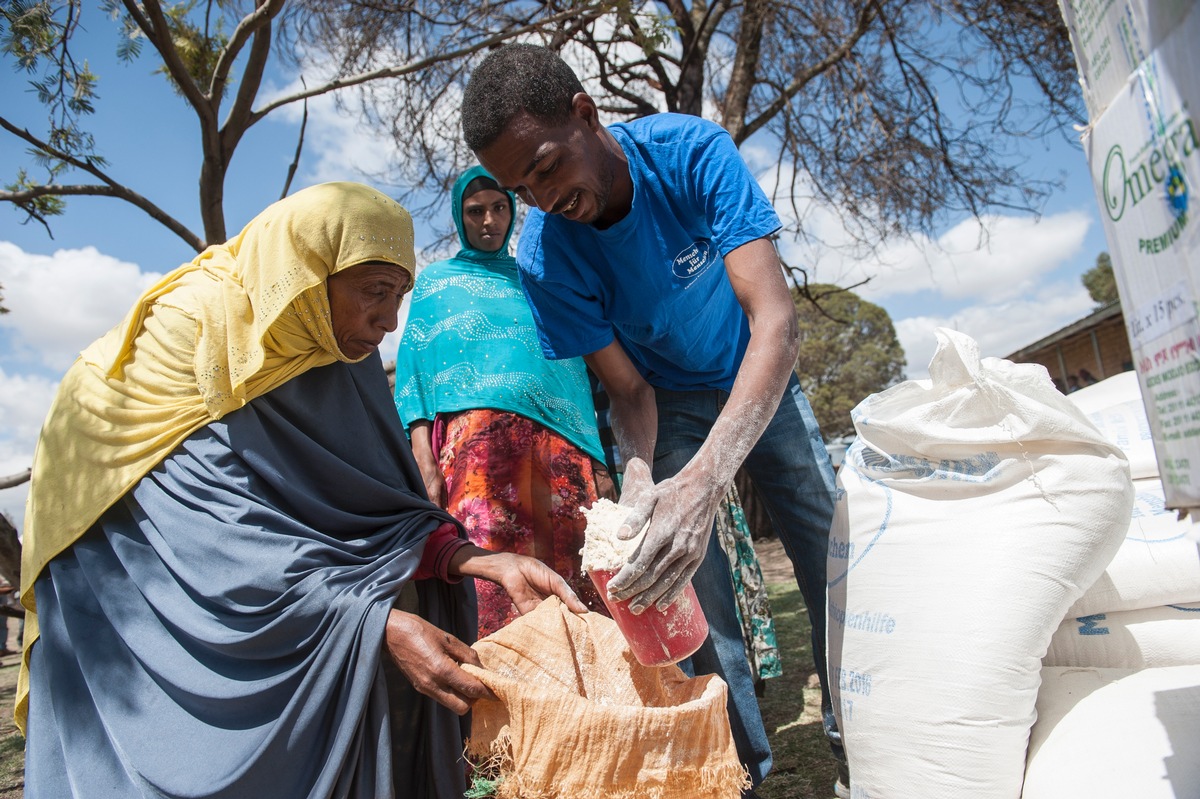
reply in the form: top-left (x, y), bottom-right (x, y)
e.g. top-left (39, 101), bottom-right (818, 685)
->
top-left (462, 188), bottom-right (512, 252)
top-left (327, 261), bottom-right (410, 359)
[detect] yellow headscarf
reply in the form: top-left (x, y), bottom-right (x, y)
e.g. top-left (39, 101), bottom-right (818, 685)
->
top-left (16, 182), bottom-right (415, 729)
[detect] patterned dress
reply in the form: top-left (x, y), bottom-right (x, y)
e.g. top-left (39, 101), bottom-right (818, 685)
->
top-left (438, 410), bottom-right (609, 636)
top-left (715, 484), bottom-right (782, 682)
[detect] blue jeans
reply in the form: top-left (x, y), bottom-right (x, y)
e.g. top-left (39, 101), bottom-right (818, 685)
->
top-left (654, 375), bottom-right (839, 786)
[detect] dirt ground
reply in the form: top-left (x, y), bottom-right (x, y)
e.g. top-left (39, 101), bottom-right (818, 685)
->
top-left (0, 623), bottom-right (25, 799)
top-left (754, 534), bottom-right (797, 585)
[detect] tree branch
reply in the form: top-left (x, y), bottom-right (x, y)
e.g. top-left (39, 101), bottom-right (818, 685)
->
top-left (209, 0), bottom-right (286, 100)
top-left (0, 470), bottom-right (30, 490)
top-left (737, 0), bottom-right (880, 144)
top-left (0, 116), bottom-right (204, 251)
top-left (220, 1), bottom-right (283, 155)
top-left (248, 5), bottom-right (605, 126)
top-left (2, 183), bottom-right (204, 252)
top-left (120, 0), bottom-right (211, 118)
top-left (281, 88), bottom-right (308, 199)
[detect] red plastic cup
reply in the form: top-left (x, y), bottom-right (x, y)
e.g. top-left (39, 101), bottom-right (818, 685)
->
top-left (589, 568), bottom-right (710, 667)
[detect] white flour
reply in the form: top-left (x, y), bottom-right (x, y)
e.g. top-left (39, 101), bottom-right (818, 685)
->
top-left (579, 498), bottom-right (645, 572)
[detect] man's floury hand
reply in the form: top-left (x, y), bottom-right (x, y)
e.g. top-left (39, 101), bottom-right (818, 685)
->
top-left (606, 457), bottom-right (721, 613)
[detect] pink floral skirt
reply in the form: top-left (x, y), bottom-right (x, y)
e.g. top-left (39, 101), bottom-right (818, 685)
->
top-left (438, 409), bottom-right (610, 637)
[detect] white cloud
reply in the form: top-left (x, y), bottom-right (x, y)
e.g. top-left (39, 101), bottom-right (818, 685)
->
top-left (0, 241), bottom-right (161, 533)
top-left (756, 161), bottom-right (1101, 384)
top-left (276, 93), bottom-right (405, 186)
top-left (777, 208), bottom-right (1092, 304)
top-left (895, 281), bottom-right (1097, 379)
top-left (759, 159), bottom-right (1093, 306)
top-left (0, 480), bottom-right (29, 537)
top-left (849, 212), bottom-right (1093, 304)
top-left (0, 366), bottom-right (59, 533)
top-left (265, 49), bottom-right (463, 189)
top-left (0, 242), bottom-right (161, 372)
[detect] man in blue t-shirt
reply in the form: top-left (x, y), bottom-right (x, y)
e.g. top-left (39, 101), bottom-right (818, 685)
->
top-left (463, 44), bottom-right (845, 797)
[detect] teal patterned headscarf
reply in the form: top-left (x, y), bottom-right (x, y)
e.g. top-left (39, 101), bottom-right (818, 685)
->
top-left (393, 166), bottom-right (603, 460)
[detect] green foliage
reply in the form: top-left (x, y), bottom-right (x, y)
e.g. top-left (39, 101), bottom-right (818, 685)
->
top-left (6, 167), bottom-right (67, 232)
top-left (611, 0), bottom-right (674, 56)
top-left (150, 0), bottom-right (230, 96)
top-left (793, 284), bottom-right (906, 440)
top-left (1082, 251), bottom-right (1119, 306)
top-left (99, 0), bottom-right (231, 97)
top-left (3, 0), bottom-right (57, 69)
top-left (2, 0), bottom-right (100, 223)
top-left (464, 775), bottom-right (501, 798)
top-left (2, 0), bottom-right (98, 134)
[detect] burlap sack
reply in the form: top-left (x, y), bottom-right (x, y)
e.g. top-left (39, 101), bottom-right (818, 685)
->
top-left (463, 597), bottom-right (749, 799)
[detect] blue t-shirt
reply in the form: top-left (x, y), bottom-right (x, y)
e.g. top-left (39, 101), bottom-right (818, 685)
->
top-left (516, 113), bottom-right (782, 392)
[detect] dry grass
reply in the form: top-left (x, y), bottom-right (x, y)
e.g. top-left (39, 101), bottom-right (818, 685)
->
top-left (756, 579), bottom-right (841, 799)
top-left (0, 629), bottom-right (25, 799)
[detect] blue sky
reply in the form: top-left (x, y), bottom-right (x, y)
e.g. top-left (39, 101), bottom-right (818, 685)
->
top-left (0, 13), bottom-right (1113, 527)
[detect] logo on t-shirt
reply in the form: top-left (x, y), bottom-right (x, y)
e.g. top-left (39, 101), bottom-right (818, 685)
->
top-left (671, 240), bottom-right (716, 282)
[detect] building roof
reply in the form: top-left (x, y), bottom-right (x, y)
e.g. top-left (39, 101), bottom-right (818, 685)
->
top-left (1005, 301), bottom-right (1122, 361)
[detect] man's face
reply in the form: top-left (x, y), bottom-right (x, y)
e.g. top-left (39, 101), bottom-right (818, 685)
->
top-left (476, 98), bottom-right (616, 226)
top-left (461, 189), bottom-right (512, 252)
top-left (326, 262), bottom-right (410, 359)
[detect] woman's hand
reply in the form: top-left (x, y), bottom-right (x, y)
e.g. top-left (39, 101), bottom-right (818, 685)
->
top-left (408, 420), bottom-right (447, 507)
top-left (382, 609), bottom-right (494, 715)
top-left (593, 461), bottom-right (619, 502)
top-left (450, 546), bottom-right (589, 616)
top-left (419, 464), bottom-right (447, 509)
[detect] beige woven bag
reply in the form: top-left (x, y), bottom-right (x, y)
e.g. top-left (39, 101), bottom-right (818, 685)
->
top-left (463, 597), bottom-right (749, 799)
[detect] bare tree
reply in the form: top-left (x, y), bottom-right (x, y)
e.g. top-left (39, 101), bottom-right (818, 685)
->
top-left (322, 0), bottom-right (1083, 251)
top-left (1, 0), bottom-right (608, 250)
top-left (3, 0), bottom-right (1081, 258)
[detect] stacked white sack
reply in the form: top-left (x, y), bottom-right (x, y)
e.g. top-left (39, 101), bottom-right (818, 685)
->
top-left (1066, 370), bottom-right (1158, 481)
top-left (1045, 602), bottom-right (1200, 670)
top-left (1022, 666), bottom-right (1200, 799)
top-left (1045, 477), bottom-right (1200, 672)
top-left (828, 328), bottom-right (1133, 799)
top-left (1065, 373), bottom-right (1200, 619)
top-left (1022, 372), bottom-right (1200, 798)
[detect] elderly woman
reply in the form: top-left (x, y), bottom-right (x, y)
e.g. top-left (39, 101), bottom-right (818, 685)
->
top-left (17, 182), bottom-right (584, 799)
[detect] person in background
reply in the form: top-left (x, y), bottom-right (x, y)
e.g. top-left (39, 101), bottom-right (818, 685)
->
top-left (18, 182), bottom-right (585, 799)
top-left (1078, 368), bottom-right (1099, 386)
top-left (394, 166), bottom-right (614, 637)
top-left (462, 44), bottom-right (843, 797)
top-left (0, 578), bottom-right (14, 656)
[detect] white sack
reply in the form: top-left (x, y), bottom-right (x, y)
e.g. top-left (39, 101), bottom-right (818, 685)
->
top-left (829, 328), bottom-right (1133, 799)
top-left (1023, 665), bottom-right (1200, 799)
top-left (1045, 602), bottom-right (1200, 670)
top-left (1067, 370), bottom-right (1158, 480)
top-left (1067, 478), bottom-right (1200, 618)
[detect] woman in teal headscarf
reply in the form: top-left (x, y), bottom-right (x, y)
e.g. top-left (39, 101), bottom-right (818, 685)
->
top-left (394, 167), bottom-right (614, 637)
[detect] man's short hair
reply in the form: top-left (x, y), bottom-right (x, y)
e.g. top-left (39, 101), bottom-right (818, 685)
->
top-left (462, 44), bottom-right (584, 152)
